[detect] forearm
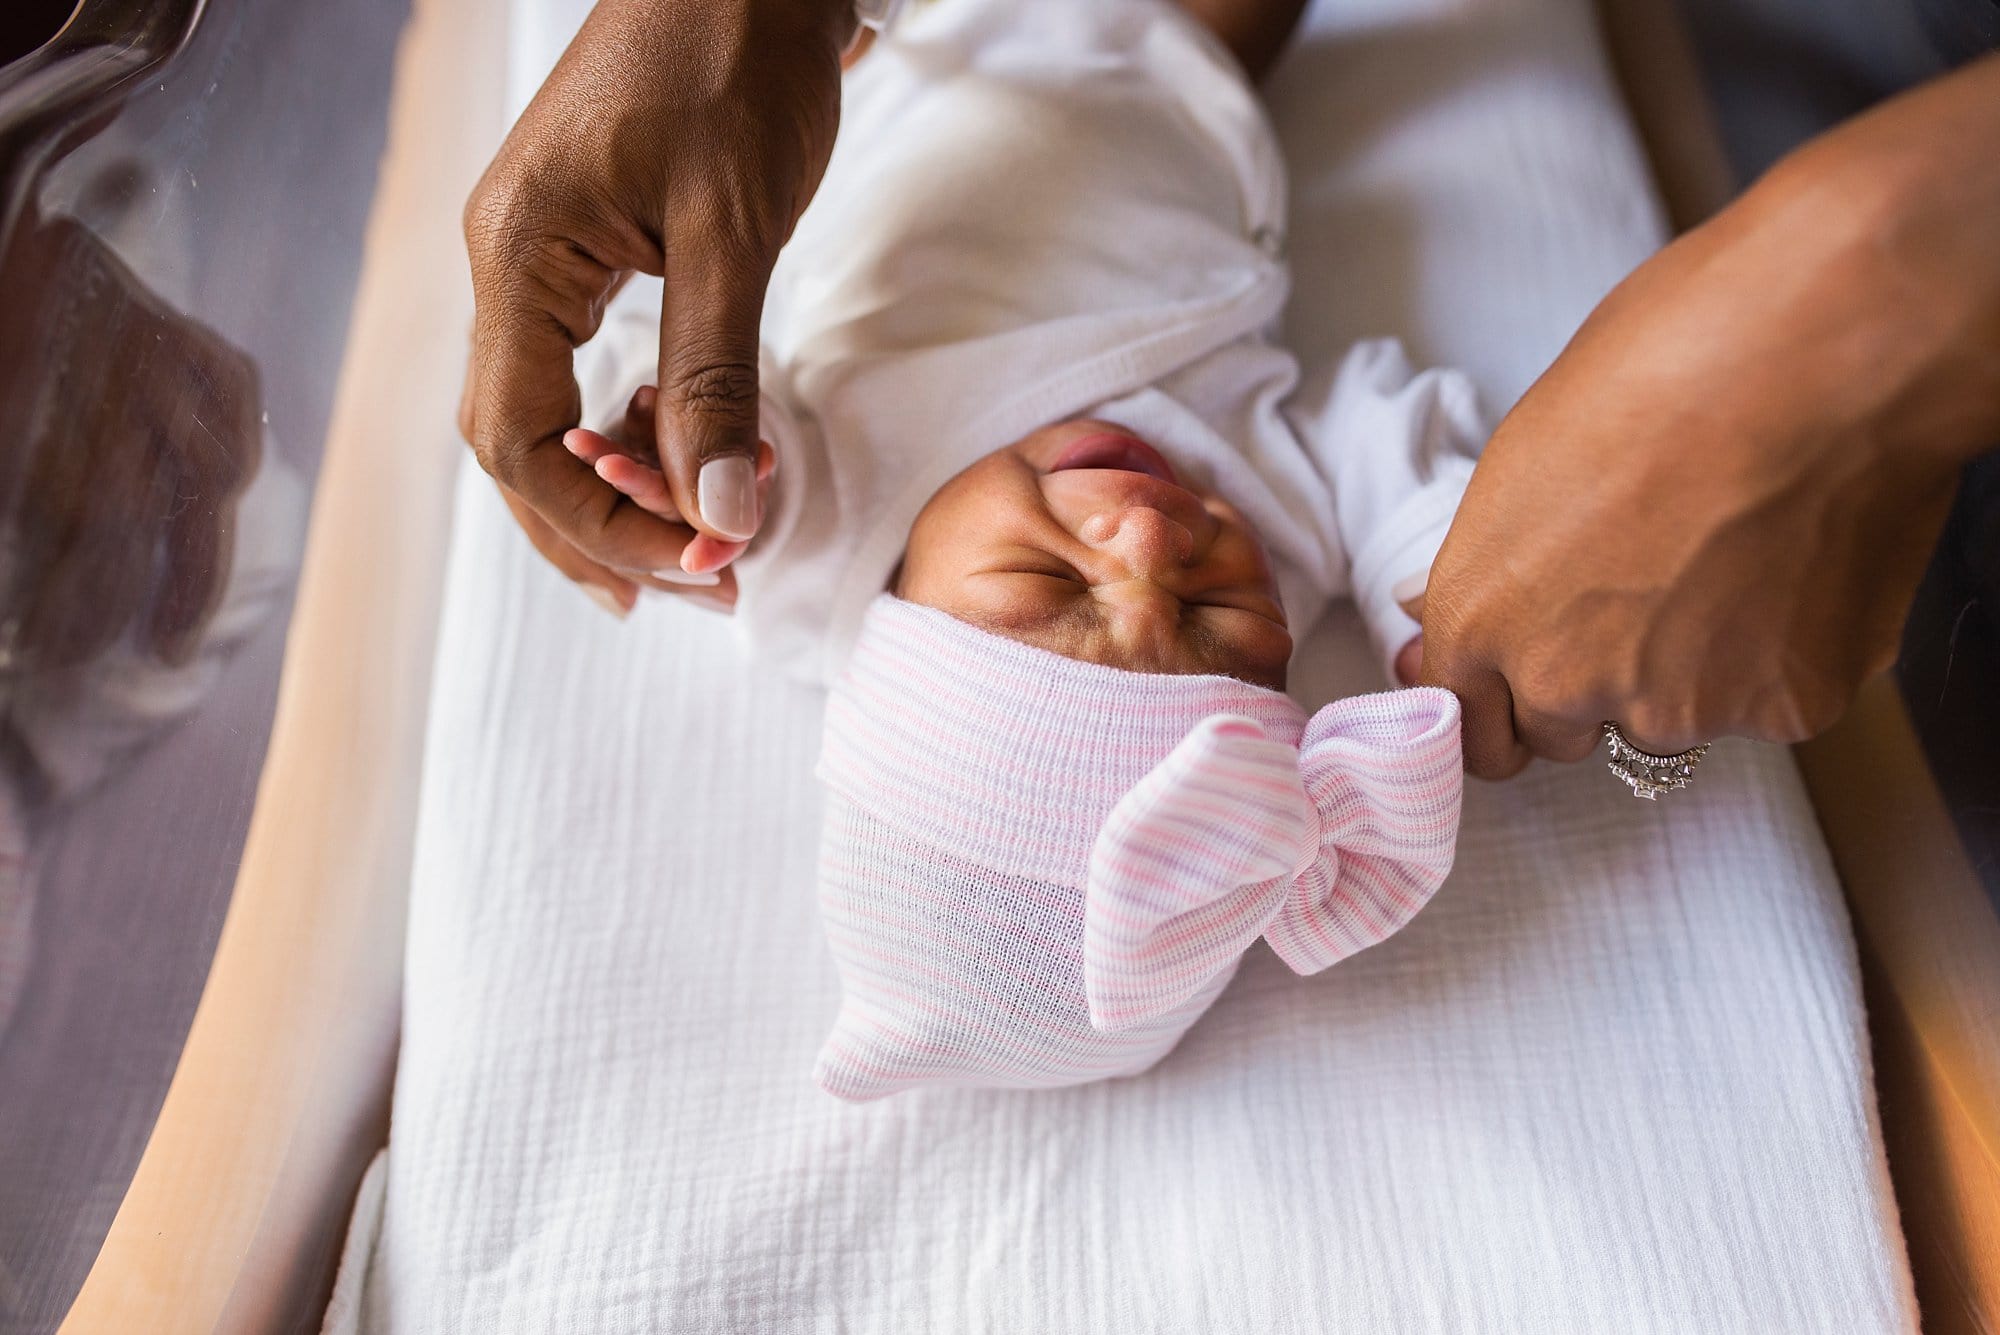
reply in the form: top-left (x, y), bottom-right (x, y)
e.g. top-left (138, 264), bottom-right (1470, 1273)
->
top-left (1724, 52), bottom-right (2000, 469)
top-left (1175, 0), bottom-right (1308, 81)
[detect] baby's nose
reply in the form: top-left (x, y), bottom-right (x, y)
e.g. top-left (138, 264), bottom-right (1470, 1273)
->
top-left (1079, 505), bottom-right (1197, 574)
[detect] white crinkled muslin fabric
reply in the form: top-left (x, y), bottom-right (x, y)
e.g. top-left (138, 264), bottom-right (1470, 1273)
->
top-left (328, 0), bottom-right (1916, 1327)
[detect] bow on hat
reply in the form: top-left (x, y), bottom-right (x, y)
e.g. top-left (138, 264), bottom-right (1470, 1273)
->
top-left (1083, 687), bottom-right (1463, 1032)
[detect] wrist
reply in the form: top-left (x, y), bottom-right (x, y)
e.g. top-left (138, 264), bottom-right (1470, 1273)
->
top-left (637, 0), bottom-right (860, 50)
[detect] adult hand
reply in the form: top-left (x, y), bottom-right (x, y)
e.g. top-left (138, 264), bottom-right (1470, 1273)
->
top-left (461, 0), bottom-right (855, 611)
top-left (1420, 55), bottom-right (2000, 778)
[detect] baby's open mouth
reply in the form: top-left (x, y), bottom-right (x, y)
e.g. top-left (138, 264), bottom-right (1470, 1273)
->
top-left (1047, 432), bottom-right (1180, 485)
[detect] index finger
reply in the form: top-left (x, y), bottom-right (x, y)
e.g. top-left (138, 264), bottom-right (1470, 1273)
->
top-left (1419, 633), bottom-right (1532, 781)
top-left (467, 284), bottom-right (694, 575)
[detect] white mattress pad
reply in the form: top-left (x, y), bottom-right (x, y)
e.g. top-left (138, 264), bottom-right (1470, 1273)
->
top-left (327, 0), bottom-right (1916, 1328)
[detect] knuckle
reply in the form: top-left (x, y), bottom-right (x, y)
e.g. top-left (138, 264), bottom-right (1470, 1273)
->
top-left (469, 434), bottom-right (514, 484)
top-left (1748, 665), bottom-right (1851, 743)
top-left (464, 152), bottom-right (556, 251)
top-left (665, 360), bottom-right (760, 422)
top-left (1621, 706), bottom-right (1692, 754)
top-left (1747, 709), bottom-right (1806, 746)
top-left (1754, 693), bottom-right (1843, 744)
top-left (1508, 657), bottom-right (1576, 720)
top-left (1509, 661), bottom-right (1606, 744)
top-left (463, 178), bottom-right (519, 259)
top-left (474, 236), bottom-right (604, 341)
top-left (466, 192), bottom-right (610, 318)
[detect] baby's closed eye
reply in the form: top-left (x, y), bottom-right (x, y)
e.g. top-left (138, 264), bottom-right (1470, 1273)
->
top-left (952, 570), bottom-right (1289, 687)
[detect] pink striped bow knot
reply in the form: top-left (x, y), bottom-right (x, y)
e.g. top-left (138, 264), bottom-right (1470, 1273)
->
top-left (810, 596), bottom-right (1463, 1102)
top-left (1083, 699), bottom-right (1463, 1035)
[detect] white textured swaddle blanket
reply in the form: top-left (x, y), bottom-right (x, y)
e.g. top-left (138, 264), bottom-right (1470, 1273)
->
top-left (325, 0), bottom-right (1918, 1326)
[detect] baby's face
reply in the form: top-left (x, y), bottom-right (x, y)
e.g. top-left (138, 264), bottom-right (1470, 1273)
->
top-left (897, 420), bottom-right (1292, 689)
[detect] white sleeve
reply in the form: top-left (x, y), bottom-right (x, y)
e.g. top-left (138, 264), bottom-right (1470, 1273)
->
top-left (1285, 338), bottom-right (1487, 682)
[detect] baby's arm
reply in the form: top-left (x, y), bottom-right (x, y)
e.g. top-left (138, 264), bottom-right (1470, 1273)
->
top-left (1289, 340), bottom-right (1488, 685)
top-left (1175, 0), bottom-right (1310, 81)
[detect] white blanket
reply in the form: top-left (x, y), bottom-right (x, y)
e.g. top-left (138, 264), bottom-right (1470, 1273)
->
top-left (328, 0), bottom-right (1916, 1328)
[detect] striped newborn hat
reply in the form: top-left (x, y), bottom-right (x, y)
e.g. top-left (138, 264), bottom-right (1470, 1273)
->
top-left (813, 595), bottom-right (1464, 1101)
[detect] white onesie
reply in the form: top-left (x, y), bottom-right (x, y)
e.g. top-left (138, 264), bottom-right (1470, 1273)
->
top-left (578, 0), bottom-right (1486, 684)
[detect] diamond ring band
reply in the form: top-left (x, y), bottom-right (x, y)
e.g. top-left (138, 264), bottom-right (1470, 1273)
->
top-left (1601, 723), bottom-right (1709, 800)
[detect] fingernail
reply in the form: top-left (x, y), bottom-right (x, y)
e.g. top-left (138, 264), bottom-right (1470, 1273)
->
top-left (652, 567), bottom-right (721, 587)
top-left (698, 456), bottom-right (760, 541)
top-left (584, 586), bottom-right (631, 620)
top-left (682, 538), bottom-right (748, 575)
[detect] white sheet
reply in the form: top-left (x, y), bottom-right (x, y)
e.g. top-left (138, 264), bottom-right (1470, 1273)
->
top-left (332, 0), bottom-right (1917, 1328)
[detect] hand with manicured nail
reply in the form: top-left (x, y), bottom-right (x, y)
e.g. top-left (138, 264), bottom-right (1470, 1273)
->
top-left (561, 386), bottom-right (780, 609)
top-left (1419, 57), bottom-right (2000, 775)
top-left (459, 0), bottom-right (855, 616)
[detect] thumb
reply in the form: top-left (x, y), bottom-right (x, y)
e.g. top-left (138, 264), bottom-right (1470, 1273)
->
top-left (656, 244), bottom-right (771, 544)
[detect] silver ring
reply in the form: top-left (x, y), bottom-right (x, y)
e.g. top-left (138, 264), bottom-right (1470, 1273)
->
top-left (1601, 723), bottom-right (1709, 800)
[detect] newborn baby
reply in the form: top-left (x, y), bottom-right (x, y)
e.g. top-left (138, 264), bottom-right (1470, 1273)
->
top-left (570, 0), bottom-right (1480, 1098)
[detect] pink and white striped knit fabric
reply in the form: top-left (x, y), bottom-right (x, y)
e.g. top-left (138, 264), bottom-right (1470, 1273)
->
top-left (813, 596), bottom-right (1462, 1101)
